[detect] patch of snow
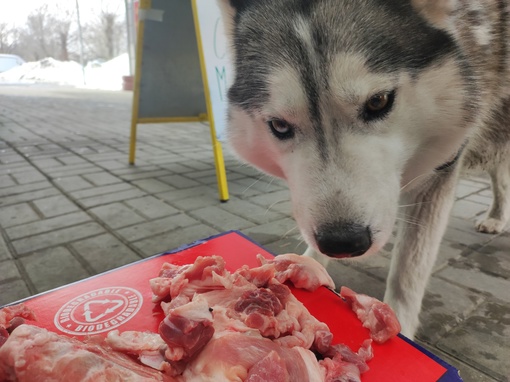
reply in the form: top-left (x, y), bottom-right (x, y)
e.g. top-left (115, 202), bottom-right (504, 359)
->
top-left (84, 53), bottom-right (130, 91)
top-left (0, 57), bottom-right (84, 86)
top-left (0, 54), bottom-right (131, 91)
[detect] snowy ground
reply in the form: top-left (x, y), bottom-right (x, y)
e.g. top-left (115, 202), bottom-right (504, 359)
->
top-left (0, 54), bottom-right (131, 91)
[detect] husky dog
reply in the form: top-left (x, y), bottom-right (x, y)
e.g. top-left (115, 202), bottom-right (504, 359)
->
top-left (216, 0), bottom-right (510, 338)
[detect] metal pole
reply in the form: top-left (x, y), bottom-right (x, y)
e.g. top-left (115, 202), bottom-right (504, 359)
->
top-left (124, 0), bottom-right (134, 76)
top-left (75, 0), bottom-right (86, 84)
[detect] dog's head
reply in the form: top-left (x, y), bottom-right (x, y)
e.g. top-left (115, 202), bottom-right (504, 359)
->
top-left (218, 0), bottom-right (479, 258)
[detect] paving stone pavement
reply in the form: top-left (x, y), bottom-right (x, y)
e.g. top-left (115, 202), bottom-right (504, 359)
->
top-left (0, 85), bottom-right (509, 381)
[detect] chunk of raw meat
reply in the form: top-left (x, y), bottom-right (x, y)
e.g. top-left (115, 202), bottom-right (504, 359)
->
top-left (0, 304), bottom-right (36, 347)
top-left (150, 256), bottom-right (232, 302)
top-left (182, 332), bottom-right (324, 382)
top-left (0, 324), bottom-right (175, 382)
top-left (186, 278), bottom-right (330, 350)
top-left (257, 253), bottom-right (336, 291)
top-left (321, 357), bottom-right (363, 382)
top-left (159, 295), bottom-right (215, 374)
top-left (340, 286), bottom-right (401, 343)
top-left (245, 350), bottom-right (288, 382)
top-left (237, 262), bottom-right (276, 287)
top-left (234, 287), bottom-right (284, 333)
top-left (106, 330), bottom-right (168, 371)
top-left (325, 339), bottom-right (373, 374)
top-left (320, 340), bottom-right (373, 382)
top-left (107, 330), bottom-right (166, 353)
top-left (151, 254), bottom-right (334, 306)
top-left (0, 304), bottom-right (36, 329)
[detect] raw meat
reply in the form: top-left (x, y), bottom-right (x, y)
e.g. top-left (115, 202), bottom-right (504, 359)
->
top-left (150, 256), bottom-right (231, 303)
top-left (259, 253), bottom-right (335, 291)
top-left (0, 304), bottom-right (35, 328)
top-left (0, 328), bottom-right (8, 347)
top-left (106, 330), bottom-right (168, 371)
top-left (340, 286), bottom-right (401, 343)
top-left (0, 304), bottom-right (36, 347)
top-left (145, 255), bottom-right (375, 381)
top-left (0, 324), bottom-right (175, 382)
top-left (0, 254), bottom-right (400, 382)
top-left (159, 297), bottom-right (215, 375)
top-left (181, 332), bottom-right (324, 382)
top-left (150, 256), bottom-right (334, 349)
top-left (244, 350), bottom-right (287, 382)
top-left (150, 253), bottom-right (334, 304)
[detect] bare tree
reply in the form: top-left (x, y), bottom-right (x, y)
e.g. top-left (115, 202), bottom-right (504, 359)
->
top-left (9, 4), bottom-right (76, 61)
top-left (0, 23), bottom-right (16, 53)
top-left (103, 12), bottom-right (117, 59)
top-left (53, 5), bottom-right (75, 61)
top-left (2, 0), bottom-right (127, 64)
top-left (83, 3), bottom-right (125, 61)
top-left (25, 5), bottom-right (53, 59)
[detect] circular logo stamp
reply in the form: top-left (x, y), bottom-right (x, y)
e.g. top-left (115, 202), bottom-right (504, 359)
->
top-left (54, 287), bottom-right (143, 335)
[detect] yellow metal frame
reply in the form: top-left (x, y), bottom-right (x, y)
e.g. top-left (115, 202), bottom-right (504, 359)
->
top-left (128, 0), bottom-right (148, 165)
top-left (191, 0), bottom-right (229, 202)
top-left (138, 117), bottom-right (202, 124)
top-left (129, 0), bottom-right (229, 202)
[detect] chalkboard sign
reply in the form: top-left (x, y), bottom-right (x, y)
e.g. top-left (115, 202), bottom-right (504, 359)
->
top-left (194, 0), bottom-right (233, 139)
top-left (129, 0), bottom-right (230, 201)
top-left (137, 0), bottom-right (207, 120)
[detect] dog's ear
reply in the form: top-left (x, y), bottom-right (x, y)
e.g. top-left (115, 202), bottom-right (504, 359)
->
top-left (411, 0), bottom-right (458, 29)
top-left (217, 0), bottom-right (249, 13)
top-left (216, 0), bottom-right (247, 41)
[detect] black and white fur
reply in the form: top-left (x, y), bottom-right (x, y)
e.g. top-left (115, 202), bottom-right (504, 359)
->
top-left (216, 0), bottom-right (510, 338)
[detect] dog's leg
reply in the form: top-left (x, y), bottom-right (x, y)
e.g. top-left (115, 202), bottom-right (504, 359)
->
top-left (476, 158), bottom-right (510, 234)
top-left (384, 168), bottom-right (459, 339)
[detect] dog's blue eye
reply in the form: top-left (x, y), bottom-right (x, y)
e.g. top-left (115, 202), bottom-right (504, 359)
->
top-left (362, 90), bottom-right (396, 122)
top-left (268, 119), bottom-right (295, 140)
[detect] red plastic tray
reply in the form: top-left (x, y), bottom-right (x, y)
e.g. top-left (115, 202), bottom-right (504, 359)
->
top-left (8, 231), bottom-right (462, 381)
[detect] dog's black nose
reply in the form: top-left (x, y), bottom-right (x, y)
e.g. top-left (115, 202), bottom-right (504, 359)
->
top-left (315, 222), bottom-right (372, 258)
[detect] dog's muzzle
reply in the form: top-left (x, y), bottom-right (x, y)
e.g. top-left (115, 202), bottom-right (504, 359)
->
top-left (314, 222), bottom-right (372, 258)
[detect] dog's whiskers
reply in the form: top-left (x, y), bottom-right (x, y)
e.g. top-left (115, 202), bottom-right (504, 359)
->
top-left (283, 225), bottom-right (299, 237)
top-left (267, 176), bottom-right (276, 187)
top-left (265, 199), bottom-right (288, 215)
top-left (397, 211), bottom-right (423, 222)
top-left (395, 216), bottom-right (427, 228)
top-left (398, 201), bottom-right (433, 208)
top-left (242, 176), bottom-right (263, 194)
top-left (400, 172), bottom-right (431, 192)
top-left (295, 238), bottom-right (306, 250)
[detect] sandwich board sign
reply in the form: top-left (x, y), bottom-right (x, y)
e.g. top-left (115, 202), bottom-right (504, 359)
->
top-left (129, 0), bottom-right (232, 201)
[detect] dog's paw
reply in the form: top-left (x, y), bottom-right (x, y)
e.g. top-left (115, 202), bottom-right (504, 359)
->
top-left (476, 218), bottom-right (507, 234)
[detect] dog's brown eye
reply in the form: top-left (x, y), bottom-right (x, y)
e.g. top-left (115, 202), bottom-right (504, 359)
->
top-left (367, 94), bottom-right (389, 112)
top-left (268, 119), bottom-right (295, 140)
top-left (362, 90), bottom-right (396, 122)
